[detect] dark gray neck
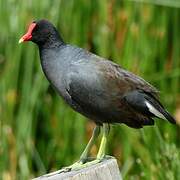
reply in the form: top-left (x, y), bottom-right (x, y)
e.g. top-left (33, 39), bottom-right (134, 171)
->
top-left (38, 37), bottom-right (65, 50)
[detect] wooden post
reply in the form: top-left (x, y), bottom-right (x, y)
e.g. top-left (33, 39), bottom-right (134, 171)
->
top-left (33, 157), bottom-right (122, 180)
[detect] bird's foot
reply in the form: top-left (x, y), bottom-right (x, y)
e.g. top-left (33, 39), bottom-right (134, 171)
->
top-left (41, 156), bottom-right (111, 178)
top-left (59, 156), bottom-right (110, 173)
top-left (62, 160), bottom-right (99, 172)
top-left (40, 161), bottom-right (85, 178)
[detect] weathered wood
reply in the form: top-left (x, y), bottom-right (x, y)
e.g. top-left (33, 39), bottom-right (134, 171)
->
top-left (33, 157), bottom-right (122, 180)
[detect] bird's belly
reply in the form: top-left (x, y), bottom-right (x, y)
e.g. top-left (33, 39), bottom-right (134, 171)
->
top-left (69, 98), bottom-right (131, 125)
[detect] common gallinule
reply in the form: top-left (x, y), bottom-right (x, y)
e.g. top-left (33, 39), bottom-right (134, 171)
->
top-left (19, 19), bottom-right (176, 171)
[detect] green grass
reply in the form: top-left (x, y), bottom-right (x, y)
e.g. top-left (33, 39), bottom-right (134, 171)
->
top-left (0, 0), bottom-right (180, 179)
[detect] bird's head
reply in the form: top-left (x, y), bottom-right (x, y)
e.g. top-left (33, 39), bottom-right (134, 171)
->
top-left (19, 19), bottom-right (63, 47)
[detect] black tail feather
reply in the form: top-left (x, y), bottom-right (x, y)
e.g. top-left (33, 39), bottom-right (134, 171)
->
top-left (124, 91), bottom-right (176, 125)
top-left (144, 93), bottom-right (176, 124)
top-left (161, 110), bottom-right (176, 124)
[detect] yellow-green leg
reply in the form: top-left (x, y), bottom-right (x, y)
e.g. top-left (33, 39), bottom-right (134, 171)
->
top-left (54, 125), bottom-right (101, 173)
top-left (51, 124), bottom-right (110, 175)
top-left (96, 123), bottom-right (109, 160)
top-left (79, 125), bottom-right (101, 163)
top-left (65, 123), bottom-right (110, 171)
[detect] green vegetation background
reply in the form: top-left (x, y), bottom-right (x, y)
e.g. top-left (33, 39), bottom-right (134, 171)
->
top-left (0, 0), bottom-right (180, 179)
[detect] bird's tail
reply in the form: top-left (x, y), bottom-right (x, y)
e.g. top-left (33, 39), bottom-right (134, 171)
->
top-left (145, 98), bottom-right (176, 124)
top-left (159, 109), bottom-right (176, 124)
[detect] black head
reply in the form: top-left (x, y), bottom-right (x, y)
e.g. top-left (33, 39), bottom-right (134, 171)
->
top-left (19, 19), bottom-right (64, 47)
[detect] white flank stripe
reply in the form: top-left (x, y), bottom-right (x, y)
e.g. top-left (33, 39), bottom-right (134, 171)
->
top-left (145, 101), bottom-right (166, 120)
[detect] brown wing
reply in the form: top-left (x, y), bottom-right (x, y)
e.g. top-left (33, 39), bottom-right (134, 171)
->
top-left (93, 57), bottom-right (159, 98)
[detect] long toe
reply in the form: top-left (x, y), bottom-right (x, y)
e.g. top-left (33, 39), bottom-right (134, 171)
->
top-left (63, 158), bottom-right (103, 172)
top-left (39, 156), bottom-right (112, 178)
top-left (60, 161), bottom-right (84, 172)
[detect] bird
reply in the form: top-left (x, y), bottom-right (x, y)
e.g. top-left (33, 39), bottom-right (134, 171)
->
top-left (19, 19), bottom-right (176, 171)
